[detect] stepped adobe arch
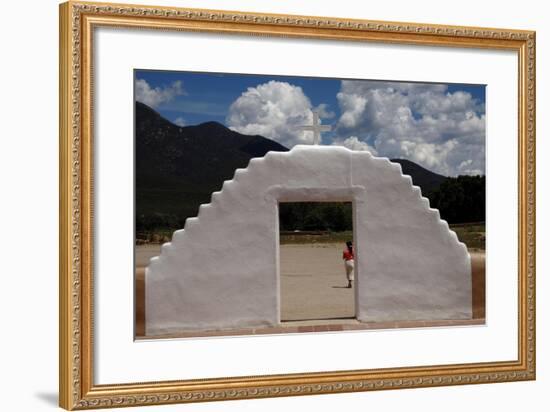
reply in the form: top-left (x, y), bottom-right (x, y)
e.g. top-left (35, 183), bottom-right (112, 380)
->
top-left (145, 146), bottom-right (472, 336)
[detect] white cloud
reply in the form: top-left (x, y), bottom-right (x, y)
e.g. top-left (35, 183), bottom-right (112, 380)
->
top-left (226, 80), bottom-right (323, 148)
top-left (315, 103), bottom-right (336, 119)
top-left (135, 79), bottom-right (185, 108)
top-left (173, 117), bottom-right (186, 127)
top-left (335, 80), bottom-right (485, 176)
top-left (332, 136), bottom-right (377, 155)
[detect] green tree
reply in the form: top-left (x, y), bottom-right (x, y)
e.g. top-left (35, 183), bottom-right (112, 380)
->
top-left (428, 175), bottom-right (485, 223)
top-left (279, 202), bottom-right (353, 232)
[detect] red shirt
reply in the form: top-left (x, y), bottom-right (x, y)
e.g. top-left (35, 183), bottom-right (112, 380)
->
top-left (343, 250), bottom-right (354, 261)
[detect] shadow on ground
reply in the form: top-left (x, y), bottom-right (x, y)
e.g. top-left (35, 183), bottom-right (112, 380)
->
top-left (34, 392), bottom-right (58, 407)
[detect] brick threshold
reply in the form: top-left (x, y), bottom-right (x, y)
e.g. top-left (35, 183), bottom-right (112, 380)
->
top-left (136, 318), bottom-right (485, 340)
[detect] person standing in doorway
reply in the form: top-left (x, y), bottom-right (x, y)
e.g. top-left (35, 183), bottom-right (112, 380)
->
top-left (343, 240), bottom-right (355, 288)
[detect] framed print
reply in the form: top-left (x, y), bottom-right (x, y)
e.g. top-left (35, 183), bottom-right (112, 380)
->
top-left (59, 1), bottom-right (536, 409)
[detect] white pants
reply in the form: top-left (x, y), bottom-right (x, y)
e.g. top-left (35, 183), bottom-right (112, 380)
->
top-left (344, 259), bottom-right (355, 281)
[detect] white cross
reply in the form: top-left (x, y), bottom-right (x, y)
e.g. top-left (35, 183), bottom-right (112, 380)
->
top-left (299, 110), bottom-right (331, 145)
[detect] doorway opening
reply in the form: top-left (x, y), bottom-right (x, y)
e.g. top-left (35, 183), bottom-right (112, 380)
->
top-left (278, 201), bottom-right (356, 322)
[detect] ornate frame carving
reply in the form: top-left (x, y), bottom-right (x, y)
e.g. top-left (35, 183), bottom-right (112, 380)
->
top-left (59, 1), bottom-right (536, 409)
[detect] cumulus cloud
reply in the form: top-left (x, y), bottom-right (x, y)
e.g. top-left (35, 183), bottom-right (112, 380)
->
top-left (332, 136), bottom-right (377, 155)
top-left (315, 103), bottom-right (336, 119)
top-left (173, 117), bottom-right (186, 127)
top-left (335, 80), bottom-right (485, 176)
top-left (226, 80), bottom-right (330, 148)
top-left (135, 79), bottom-right (185, 108)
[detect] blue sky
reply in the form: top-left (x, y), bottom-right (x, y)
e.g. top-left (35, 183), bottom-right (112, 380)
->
top-left (135, 70), bottom-right (342, 127)
top-left (135, 69), bottom-right (486, 176)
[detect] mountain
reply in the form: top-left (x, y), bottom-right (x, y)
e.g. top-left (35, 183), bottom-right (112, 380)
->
top-left (135, 102), bottom-right (288, 230)
top-left (135, 102), bottom-right (447, 231)
top-left (390, 158), bottom-right (446, 194)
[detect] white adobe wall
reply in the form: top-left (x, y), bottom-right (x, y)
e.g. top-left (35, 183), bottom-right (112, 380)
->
top-left (145, 146), bottom-right (472, 336)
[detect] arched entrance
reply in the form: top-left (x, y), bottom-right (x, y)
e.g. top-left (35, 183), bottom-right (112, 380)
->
top-left (277, 200), bottom-right (356, 322)
top-left (269, 187), bottom-right (363, 324)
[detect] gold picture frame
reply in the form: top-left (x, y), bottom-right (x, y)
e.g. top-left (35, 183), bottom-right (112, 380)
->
top-left (59, 1), bottom-right (536, 409)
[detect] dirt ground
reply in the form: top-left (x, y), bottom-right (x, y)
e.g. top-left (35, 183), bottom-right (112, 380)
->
top-left (279, 243), bottom-right (354, 321)
top-left (135, 244), bottom-right (485, 337)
